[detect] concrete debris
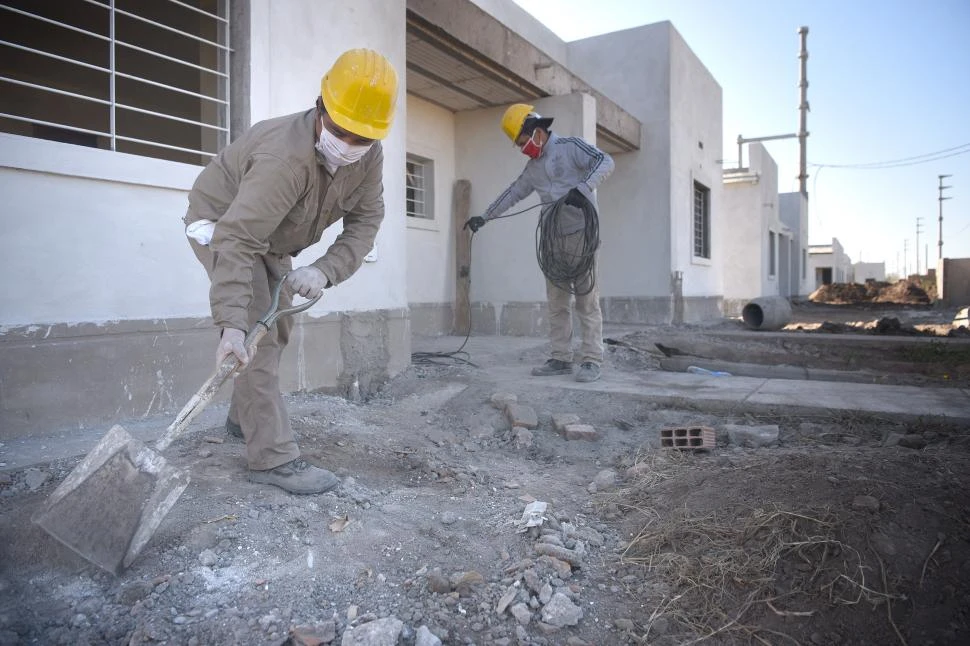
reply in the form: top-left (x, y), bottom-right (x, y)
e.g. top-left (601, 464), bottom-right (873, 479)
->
top-left (289, 622), bottom-right (335, 646)
top-left (723, 424), bottom-right (779, 448)
top-left (24, 468), bottom-right (49, 492)
top-left (506, 404), bottom-right (538, 430)
top-left (495, 584), bottom-right (519, 614)
top-left (490, 392), bottom-right (518, 410)
top-left (452, 570), bottom-right (485, 597)
top-left (541, 592), bottom-right (583, 627)
top-left (198, 549), bottom-right (217, 567)
top-left (414, 625), bottom-right (442, 646)
top-left (426, 572), bottom-right (451, 594)
top-left (517, 501), bottom-right (547, 532)
top-left (552, 413), bottom-right (581, 432)
top-left (534, 541), bottom-right (584, 567)
top-left (339, 616), bottom-right (403, 646)
top-left (512, 427), bottom-right (534, 449)
top-left (510, 602), bottom-right (532, 626)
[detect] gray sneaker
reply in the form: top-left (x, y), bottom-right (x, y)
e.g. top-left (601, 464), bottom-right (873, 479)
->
top-left (226, 418), bottom-right (244, 439)
top-left (531, 359), bottom-right (574, 376)
top-left (249, 459), bottom-right (339, 494)
top-left (575, 362), bottom-right (601, 383)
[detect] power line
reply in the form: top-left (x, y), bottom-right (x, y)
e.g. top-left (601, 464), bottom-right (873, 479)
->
top-left (810, 143), bottom-right (970, 170)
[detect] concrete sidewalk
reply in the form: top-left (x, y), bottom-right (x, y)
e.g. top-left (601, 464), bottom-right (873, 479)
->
top-left (417, 333), bottom-right (970, 423)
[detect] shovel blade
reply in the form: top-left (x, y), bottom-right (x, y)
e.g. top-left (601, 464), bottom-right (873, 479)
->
top-left (32, 424), bottom-right (190, 575)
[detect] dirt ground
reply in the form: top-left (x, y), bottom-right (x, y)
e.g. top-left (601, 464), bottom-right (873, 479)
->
top-left (1, 304), bottom-right (969, 646)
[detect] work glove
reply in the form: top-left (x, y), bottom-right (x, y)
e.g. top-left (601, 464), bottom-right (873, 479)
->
top-left (564, 187), bottom-right (587, 208)
top-left (286, 266), bottom-right (329, 299)
top-left (463, 216), bottom-right (486, 233)
top-left (217, 327), bottom-right (249, 369)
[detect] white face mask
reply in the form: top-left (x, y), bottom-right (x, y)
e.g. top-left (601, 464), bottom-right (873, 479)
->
top-left (315, 122), bottom-right (372, 170)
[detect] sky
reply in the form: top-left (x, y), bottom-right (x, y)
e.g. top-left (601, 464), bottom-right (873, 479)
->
top-left (512, 0), bottom-right (970, 276)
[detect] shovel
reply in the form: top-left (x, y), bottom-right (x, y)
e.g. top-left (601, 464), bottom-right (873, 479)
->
top-left (32, 276), bottom-right (321, 575)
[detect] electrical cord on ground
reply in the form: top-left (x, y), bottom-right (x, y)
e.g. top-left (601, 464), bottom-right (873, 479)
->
top-left (536, 193), bottom-right (599, 295)
top-left (409, 202), bottom-right (550, 368)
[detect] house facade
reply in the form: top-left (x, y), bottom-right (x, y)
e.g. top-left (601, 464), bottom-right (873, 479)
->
top-left (1, 0), bottom-right (728, 437)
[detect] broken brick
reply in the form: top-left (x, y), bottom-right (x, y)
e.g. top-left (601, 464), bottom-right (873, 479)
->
top-left (562, 424), bottom-right (599, 441)
top-left (552, 413), bottom-right (580, 433)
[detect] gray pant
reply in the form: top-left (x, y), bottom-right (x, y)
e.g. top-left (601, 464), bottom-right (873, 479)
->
top-left (544, 232), bottom-right (603, 366)
top-left (190, 240), bottom-right (300, 470)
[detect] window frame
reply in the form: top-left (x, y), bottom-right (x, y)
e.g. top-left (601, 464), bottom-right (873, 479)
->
top-left (768, 230), bottom-right (777, 278)
top-left (405, 153), bottom-right (436, 226)
top-left (0, 0), bottom-right (230, 166)
top-left (692, 180), bottom-right (711, 260)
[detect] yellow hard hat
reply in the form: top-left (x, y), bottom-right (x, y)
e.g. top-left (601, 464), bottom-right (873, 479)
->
top-left (321, 49), bottom-right (398, 140)
top-left (501, 103), bottom-right (534, 142)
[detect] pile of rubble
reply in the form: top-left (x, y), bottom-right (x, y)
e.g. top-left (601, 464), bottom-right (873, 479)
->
top-left (809, 279), bottom-right (931, 305)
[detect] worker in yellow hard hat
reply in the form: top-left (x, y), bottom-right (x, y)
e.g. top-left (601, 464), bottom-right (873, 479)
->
top-left (182, 49), bottom-right (398, 494)
top-left (465, 103), bottom-right (614, 383)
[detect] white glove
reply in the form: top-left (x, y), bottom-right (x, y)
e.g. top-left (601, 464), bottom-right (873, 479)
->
top-left (286, 266), bottom-right (329, 298)
top-left (216, 328), bottom-right (249, 368)
top-left (186, 220), bottom-right (216, 245)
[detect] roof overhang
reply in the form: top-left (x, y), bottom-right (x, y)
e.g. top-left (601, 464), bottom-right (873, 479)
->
top-left (405, 0), bottom-right (641, 153)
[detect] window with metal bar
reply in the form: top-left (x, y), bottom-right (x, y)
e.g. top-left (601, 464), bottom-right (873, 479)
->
top-left (406, 155), bottom-right (434, 219)
top-left (768, 230), bottom-right (777, 277)
top-left (0, 0), bottom-right (229, 166)
top-left (692, 180), bottom-right (710, 259)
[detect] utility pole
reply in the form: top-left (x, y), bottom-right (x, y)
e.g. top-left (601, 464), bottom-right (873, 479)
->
top-left (916, 216), bottom-right (924, 275)
top-left (903, 239), bottom-right (908, 278)
top-left (797, 26), bottom-right (809, 195)
top-left (735, 26), bottom-right (809, 189)
top-left (938, 175), bottom-right (952, 260)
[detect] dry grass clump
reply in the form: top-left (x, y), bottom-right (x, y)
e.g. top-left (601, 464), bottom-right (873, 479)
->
top-left (606, 454), bottom-right (907, 645)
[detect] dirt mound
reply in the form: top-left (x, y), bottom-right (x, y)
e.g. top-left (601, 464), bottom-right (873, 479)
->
top-left (810, 280), bottom-right (931, 305)
top-left (873, 280), bottom-right (932, 304)
top-left (808, 282), bottom-right (867, 304)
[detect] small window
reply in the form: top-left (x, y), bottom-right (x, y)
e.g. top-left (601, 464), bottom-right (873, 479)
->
top-left (406, 155), bottom-right (434, 219)
top-left (692, 181), bottom-right (710, 259)
top-left (768, 231), bottom-right (777, 277)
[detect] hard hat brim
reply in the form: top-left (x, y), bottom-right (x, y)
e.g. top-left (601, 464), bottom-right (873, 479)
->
top-left (519, 116), bottom-right (554, 138)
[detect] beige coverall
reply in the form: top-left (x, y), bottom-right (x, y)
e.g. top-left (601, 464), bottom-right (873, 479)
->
top-left (184, 109), bottom-right (385, 470)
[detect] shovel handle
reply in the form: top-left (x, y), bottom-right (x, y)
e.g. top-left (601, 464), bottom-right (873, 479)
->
top-left (155, 276), bottom-right (322, 452)
top-left (156, 325), bottom-right (268, 451)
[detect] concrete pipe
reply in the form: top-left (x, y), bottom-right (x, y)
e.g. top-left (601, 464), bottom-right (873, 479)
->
top-left (741, 296), bottom-right (792, 331)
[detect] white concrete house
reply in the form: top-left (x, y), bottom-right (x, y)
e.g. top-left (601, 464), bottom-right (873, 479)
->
top-left (0, 0), bottom-right (726, 436)
top-left (852, 262), bottom-right (886, 284)
top-left (720, 143), bottom-right (811, 313)
top-left (809, 238), bottom-right (853, 288)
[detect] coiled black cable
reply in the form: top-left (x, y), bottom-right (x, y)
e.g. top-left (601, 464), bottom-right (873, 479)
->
top-left (536, 193), bottom-right (599, 295)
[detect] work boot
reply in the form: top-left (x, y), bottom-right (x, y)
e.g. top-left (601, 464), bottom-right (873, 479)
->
top-left (575, 362), bottom-right (601, 383)
top-left (248, 459), bottom-right (339, 495)
top-left (226, 418), bottom-right (244, 439)
top-left (531, 359), bottom-right (573, 377)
